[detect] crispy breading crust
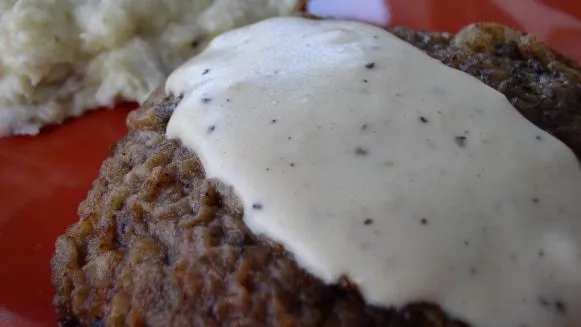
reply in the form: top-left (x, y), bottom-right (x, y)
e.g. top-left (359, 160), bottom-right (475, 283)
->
top-left (51, 23), bottom-right (581, 327)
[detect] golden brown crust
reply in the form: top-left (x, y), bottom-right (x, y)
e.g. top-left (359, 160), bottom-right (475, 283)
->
top-left (51, 23), bottom-right (581, 327)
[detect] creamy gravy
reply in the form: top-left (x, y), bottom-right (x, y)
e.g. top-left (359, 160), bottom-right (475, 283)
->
top-left (166, 17), bottom-right (581, 327)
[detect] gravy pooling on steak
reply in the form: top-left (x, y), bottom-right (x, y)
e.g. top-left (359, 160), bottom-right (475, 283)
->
top-left (165, 17), bottom-right (581, 327)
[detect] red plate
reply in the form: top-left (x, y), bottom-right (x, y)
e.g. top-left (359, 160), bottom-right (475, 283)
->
top-left (1, 0), bottom-right (580, 326)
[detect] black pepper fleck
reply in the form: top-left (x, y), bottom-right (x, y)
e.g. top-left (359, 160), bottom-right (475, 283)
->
top-left (538, 249), bottom-right (545, 257)
top-left (532, 198), bottom-right (540, 204)
top-left (226, 98), bottom-right (231, 102)
top-left (360, 124), bottom-right (368, 131)
top-left (364, 219), bottom-right (373, 225)
top-left (355, 147), bottom-right (369, 156)
top-left (202, 69), bottom-right (210, 75)
top-left (289, 163), bottom-right (295, 167)
top-left (191, 40), bottom-right (200, 47)
top-left (373, 35), bottom-right (378, 39)
top-left (287, 136), bottom-right (292, 140)
top-left (464, 241), bottom-right (470, 246)
top-left (420, 218), bottom-right (428, 225)
top-left (252, 203), bottom-right (263, 210)
top-left (363, 79), bottom-right (368, 83)
top-left (265, 168), bottom-right (270, 172)
top-left (419, 116), bottom-right (429, 123)
top-left (469, 267), bottom-right (479, 275)
top-left (556, 301), bottom-right (566, 315)
top-left (535, 135), bottom-right (542, 140)
top-left (271, 119), bottom-right (277, 123)
top-left (207, 125), bottom-right (216, 134)
top-left (365, 62), bottom-right (376, 69)
top-left (201, 97), bottom-right (212, 104)
top-left (455, 136), bottom-right (467, 147)
top-left (162, 253), bottom-right (170, 265)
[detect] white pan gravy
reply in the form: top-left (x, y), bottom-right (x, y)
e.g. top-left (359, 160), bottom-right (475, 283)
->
top-left (166, 17), bottom-right (581, 327)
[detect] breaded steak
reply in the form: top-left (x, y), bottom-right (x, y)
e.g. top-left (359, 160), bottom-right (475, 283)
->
top-left (51, 23), bottom-right (581, 327)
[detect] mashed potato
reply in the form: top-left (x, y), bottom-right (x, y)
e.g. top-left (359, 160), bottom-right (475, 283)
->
top-left (0, 0), bottom-right (299, 136)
